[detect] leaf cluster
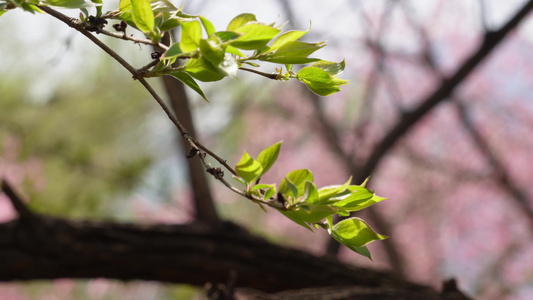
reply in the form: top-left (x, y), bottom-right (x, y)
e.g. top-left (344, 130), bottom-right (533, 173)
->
top-left (0, 0), bottom-right (387, 260)
top-left (0, 0), bottom-right (348, 100)
top-left (235, 142), bottom-right (387, 260)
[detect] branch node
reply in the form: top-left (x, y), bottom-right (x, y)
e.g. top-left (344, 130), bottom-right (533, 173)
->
top-left (207, 167), bottom-right (224, 180)
top-left (186, 147), bottom-right (199, 158)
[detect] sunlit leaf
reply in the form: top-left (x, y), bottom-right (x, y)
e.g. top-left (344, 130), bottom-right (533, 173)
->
top-left (150, 0), bottom-right (177, 13)
top-left (180, 20), bottom-right (202, 52)
top-left (317, 176), bottom-right (352, 203)
top-left (303, 180), bottom-right (319, 204)
top-left (199, 39), bottom-right (224, 66)
top-left (256, 141), bottom-right (282, 176)
top-left (119, 0), bottom-right (131, 11)
top-left (230, 23), bottom-right (281, 50)
top-left (269, 24), bottom-right (310, 51)
top-left (310, 59), bottom-right (346, 76)
top-left (131, 0), bottom-right (154, 33)
top-left (44, 0), bottom-right (93, 8)
top-left (159, 17), bottom-right (180, 31)
top-left (252, 184), bottom-right (276, 200)
top-left (329, 217), bottom-right (388, 259)
top-left (279, 169), bottom-right (313, 197)
top-left (261, 41), bottom-right (326, 64)
top-left (333, 186), bottom-right (386, 212)
top-left (227, 13), bottom-right (256, 31)
top-left (213, 31), bottom-right (242, 43)
top-left (297, 67), bottom-right (349, 96)
top-left (199, 15), bottom-right (215, 36)
top-left (184, 57), bottom-right (225, 82)
top-left (235, 151), bottom-right (263, 184)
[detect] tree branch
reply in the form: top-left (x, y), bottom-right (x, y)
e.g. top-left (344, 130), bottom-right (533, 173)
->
top-left (355, 0), bottom-right (533, 184)
top-left (0, 211), bottom-right (446, 297)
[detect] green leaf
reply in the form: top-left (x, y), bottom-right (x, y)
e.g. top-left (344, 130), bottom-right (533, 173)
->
top-left (252, 184), bottom-right (276, 200)
top-left (310, 59), bottom-right (346, 76)
top-left (213, 31), bottom-right (242, 43)
top-left (91, 0), bottom-right (103, 16)
top-left (261, 41), bottom-right (326, 64)
top-left (317, 177), bottom-right (352, 203)
top-left (230, 23), bottom-right (281, 50)
top-left (11, 0), bottom-right (40, 12)
top-left (44, 0), bottom-right (93, 8)
top-left (329, 217), bottom-right (388, 258)
top-left (199, 15), bottom-right (215, 36)
top-left (225, 45), bottom-right (245, 57)
top-left (279, 210), bottom-right (314, 231)
top-left (184, 57), bottom-right (225, 82)
top-left (235, 151), bottom-right (263, 184)
top-left (303, 180), bottom-right (319, 204)
top-left (297, 67), bottom-right (333, 83)
top-left (227, 13), bottom-right (257, 31)
top-left (168, 71), bottom-right (208, 102)
top-left (150, 0), bottom-right (177, 13)
top-left (180, 20), bottom-right (202, 52)
top-left (119, 0), bottom-right (131, 11)
top-left (285, 177), bottom-right (300, 199)
top-left (296, 67), bottom-right (349, 96)
top-left (300, 80), bottom-right (343, 96)
top-left (159, 17), bottom-right (181, 31)
top-left (131, 0), bottom-right (154, 33)
top-left (269, 24), bottom-right (310, 51)
top-left (162, 43), bottom-right (186, 59)
top-left (283, 201), bottom-right (337, 225)
top-left (333, 186), bottom-right (387, 212)
top-left (199, 39), bottom-right (224, 66)
top-left (279, 169), bottom-right (313, 197)
top-left (256, 141), bottom-right (282, 177)
top-left (233, 175), bottom-right (248, 188)
top-left (352, 246), bottom-right (373, 260)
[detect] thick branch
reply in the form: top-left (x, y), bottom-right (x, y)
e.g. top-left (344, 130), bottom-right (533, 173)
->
top-left (355, 0), bottom-right (533, 184)
top-left (0, 214), bottom-right (440, 295)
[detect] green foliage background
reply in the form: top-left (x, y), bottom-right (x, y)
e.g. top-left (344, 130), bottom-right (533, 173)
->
top-left (0, 59), bottom-right (153, 218)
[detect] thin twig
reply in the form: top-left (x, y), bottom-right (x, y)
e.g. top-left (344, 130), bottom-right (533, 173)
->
top-left (194, 142), bottom-right (238, 176)
top-left (239, 67), bottom-right (278, 80)
top-left (37, 5), bottom-right (253, 205)
top-left (96, 28), bottom-right (169, 51)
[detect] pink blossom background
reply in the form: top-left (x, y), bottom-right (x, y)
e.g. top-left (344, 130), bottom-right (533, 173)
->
top-left (2, 0), bottom-right (533, 299)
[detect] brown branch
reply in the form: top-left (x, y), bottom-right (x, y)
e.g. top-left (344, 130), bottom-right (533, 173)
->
top-left (355, 0), bottom-right (533, 184)
top-left (0, 211), bottom-right (451, 298)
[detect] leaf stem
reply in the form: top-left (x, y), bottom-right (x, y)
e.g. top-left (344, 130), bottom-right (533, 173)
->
top-left (96, 28), bottom-right (169, 51)
top-left (239, 67), bottom-right (278, 80)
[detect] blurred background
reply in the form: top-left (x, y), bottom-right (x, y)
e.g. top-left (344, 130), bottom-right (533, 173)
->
top-left (1, 0), bottom-right (533, 299)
